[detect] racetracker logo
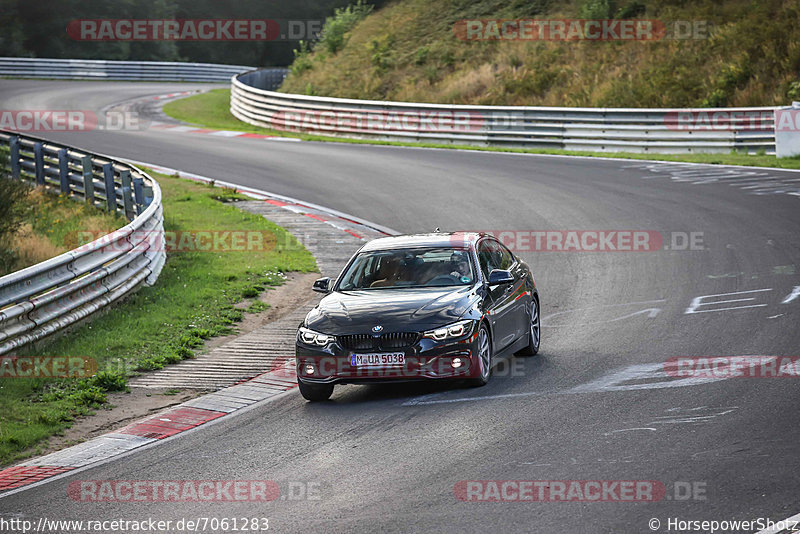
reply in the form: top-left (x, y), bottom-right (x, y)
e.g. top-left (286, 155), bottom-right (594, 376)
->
top-left (67, 19), bottom-right (322, 41)
top-left (0, 110), bottom-right (142, 132)
top-left (0, 356), bottom-right (97, 378)
top-left (664, 110), bottom-right (774, 131)
top-left (450, 231), bottom-right (707, 252)
top-left (775, 109), bottom-right (800, 132)
top-left (68, 480), bottom-right (280, 502)
top-left (271, 110), bottom-right (484, 133)
top-left (68, 230), bottom-right (297, 254)
top-left (450, 231), bottom-right (665, 252)
top-left (454, 480), bottom-right (666, 502)
top-left (665, 356), bottom-right (800, 378)
top-left (453, 20), bottom-right (709, 41)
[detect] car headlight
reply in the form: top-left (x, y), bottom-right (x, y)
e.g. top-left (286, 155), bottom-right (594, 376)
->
top-left (424, 319), bottom-right (475, 341)
top-left (298, 327), bottom-right (335, 346)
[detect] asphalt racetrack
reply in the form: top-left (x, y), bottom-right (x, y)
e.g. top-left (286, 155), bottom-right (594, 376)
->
top-left (1, 80), bottom-right (799, 533)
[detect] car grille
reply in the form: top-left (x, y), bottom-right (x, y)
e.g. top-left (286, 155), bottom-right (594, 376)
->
top-left (338, 332), bottom-right (420, 351)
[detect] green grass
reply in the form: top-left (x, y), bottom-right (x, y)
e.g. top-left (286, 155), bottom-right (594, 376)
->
top-left (0, 171), bottom-right (316, 466)
top-left (280, 0), bottom-right (800, 108)
top-left (1, 187), bottom-right (125, 276)
top-left (164, 89), bottom-right (800, 170)
top-left (21, 190), bottom-right (126, 250)
top-left (163, 88), bottom-right (276, 135)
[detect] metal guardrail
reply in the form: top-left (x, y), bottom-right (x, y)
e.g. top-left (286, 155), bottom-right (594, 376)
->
top-left (0, 131), bottom-right (166, 355)
top-left (232, 69), bottom-right (778, 155)
top-left (0, 57), bottom-right (256, 82)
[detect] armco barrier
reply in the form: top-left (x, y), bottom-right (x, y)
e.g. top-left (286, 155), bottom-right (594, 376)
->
top-left (0, 57), bottom-right (277, 83)
top-left (0, 131), bottom-right (166, 355)
top-left (232, 69), bottom-right (779, 155)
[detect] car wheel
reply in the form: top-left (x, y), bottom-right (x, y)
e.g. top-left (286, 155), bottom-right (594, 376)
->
top-left (467, 325), bottom-right (492, 387)
top-left (298, 380), bottom-right (334, 401)
top-left (519, 296), bottom-right (540, 356)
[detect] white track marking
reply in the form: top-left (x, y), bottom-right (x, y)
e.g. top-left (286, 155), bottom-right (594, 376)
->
top-left (604, 428), bottom-right (657, 435)
top-left (685, 288), bottom-right (772, 314)
top-left (403, 361), bottom-right (730, 406)
top-left (541, 299), bottom-right (665, 327)
top-left (782, 286), bottom-right (800, 304)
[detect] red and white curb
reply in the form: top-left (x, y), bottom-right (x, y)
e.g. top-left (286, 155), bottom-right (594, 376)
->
top-left (150, 91), bottom-right (195, 101)
top-left (0, 163), bottom-right (396, 497)
top-left (123, 160), bottom-right (398, 238)
top-left (147, 120), bottom-right (300, 142)
top-left (0, 369), bottom-right (296, 495)
top-left (146, 88), bottom-right (300, 141)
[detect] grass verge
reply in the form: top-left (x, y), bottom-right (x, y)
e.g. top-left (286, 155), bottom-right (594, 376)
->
top-left (5, 189), bottom-right (125, 275)
top-left (164, 89), bottom-right (800, 170)
top-left (0, 171), bottom-right (316, 466)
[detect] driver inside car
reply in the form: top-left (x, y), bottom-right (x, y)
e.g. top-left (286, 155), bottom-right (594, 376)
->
top-left (449, 253), bottom-right (471, 281)
top-left (370, 256), bottom-right (402, 287)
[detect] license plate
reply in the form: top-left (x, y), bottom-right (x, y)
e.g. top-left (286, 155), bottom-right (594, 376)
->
top-left (350, 352), bottom-right (405, 367)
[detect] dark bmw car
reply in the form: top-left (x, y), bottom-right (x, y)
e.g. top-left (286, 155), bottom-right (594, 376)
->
top-left (295, 232), bottom-right (540, 401)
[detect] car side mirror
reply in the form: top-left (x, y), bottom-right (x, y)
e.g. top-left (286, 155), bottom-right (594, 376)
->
top-left (487, 269), bottom-right (514, 286)
top-left (312, 277), bottom-right (332, 293)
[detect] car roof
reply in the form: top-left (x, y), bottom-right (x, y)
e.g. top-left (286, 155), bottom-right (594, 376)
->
top-left (359, 232), bottom-right (486, 252)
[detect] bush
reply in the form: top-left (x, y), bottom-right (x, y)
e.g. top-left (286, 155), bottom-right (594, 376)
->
top-left (195, 328), bottom-right (212, 339)
top-left (136, 358), bottom-right (165, 371)
top-left (69, 386), bottom-right (107, 407)
top-left (221, 308), bottom-right (244, 324)
top-left (179, 332), bottom-right (204, 348)
top-left (787, 81), bottom-right (800, 101)
top-left (318, 0), bottom-right (373, 54)
top-left (414, 46), bottom-right (429, 66)
top-left (290, 40), bottom-right (314, 76)
top-left (241, 287), bottom-right (259, 298)
top-left (0, 149), bottom-right (31, 274)
top-left (87, 371), bottom-right (127, 392)
top-left (175, 347), bottom-right (195, 359)
top-left (162, 352), bottom-right (182, 364)
top-left (579, 0), bottom-right (614, 19)
top-left (615, 1), bottom-right (645, 18)
top-left (247, 301), bottom-right (270, 313)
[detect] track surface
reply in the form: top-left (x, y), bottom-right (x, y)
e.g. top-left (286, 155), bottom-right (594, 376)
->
top-left (1, 80), bottom-right (799, 533)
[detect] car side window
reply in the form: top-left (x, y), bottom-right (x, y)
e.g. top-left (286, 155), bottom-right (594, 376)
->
top-left (496, 241), bottom-right (514, 269)
top-left (477, 241), bottom-right (494, 278)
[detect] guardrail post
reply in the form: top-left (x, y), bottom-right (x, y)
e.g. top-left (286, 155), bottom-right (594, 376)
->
top-left (120, 170), bottom-right (134, 218)
top-left (57, 149), bottom-right (69, 194)
top-left (81, 155), bottom-right (94, 204)
top-left (102, 163), bottom-right (116, 212)
top-left (9, 136), bottom-right (20, 179)
top-left (33, 142), bottom-right (45, 186)
top-left (133, 176), bottom-right (145, 212)
top-left (143, 185), bottom-right (153, 207)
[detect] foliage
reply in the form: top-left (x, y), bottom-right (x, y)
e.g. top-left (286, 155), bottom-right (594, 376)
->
top-left (0, 149), bottom-right (30, 274)
top-left (318, 0), bottom-right (373, 54)
top-left (0, 0), bottom-right (386, 67)
top-left (0, 170), bottom-right (316, 466)
top-left (280, 0), bottom-right (800, 108)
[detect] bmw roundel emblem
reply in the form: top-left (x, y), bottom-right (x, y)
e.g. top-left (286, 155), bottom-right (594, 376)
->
top-left (372, 325), bottom-right (383, 333)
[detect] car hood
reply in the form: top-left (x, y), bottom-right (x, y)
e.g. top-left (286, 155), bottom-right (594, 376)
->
top-left (304, 287), bottom-right (477, 334)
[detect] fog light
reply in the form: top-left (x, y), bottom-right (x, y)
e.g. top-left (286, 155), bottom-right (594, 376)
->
top-left (451, 357), bottom-right (463, 369)
top-left (304, 364), bottom-right (315, 376)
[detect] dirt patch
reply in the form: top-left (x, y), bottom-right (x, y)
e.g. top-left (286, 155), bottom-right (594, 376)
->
top-left (38, 388), bottom-right (207, 456)
top-left (206, 271), bottom-right (320, 350)
top-left (36, 271), bottom-right (319, 457)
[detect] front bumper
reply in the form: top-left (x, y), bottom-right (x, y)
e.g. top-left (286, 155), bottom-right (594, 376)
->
top-left (295, 332), bottom-right (480, 385)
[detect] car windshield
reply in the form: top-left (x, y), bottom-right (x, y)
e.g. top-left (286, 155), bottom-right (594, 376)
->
top-left (337, 247), bottom-right (476, 290)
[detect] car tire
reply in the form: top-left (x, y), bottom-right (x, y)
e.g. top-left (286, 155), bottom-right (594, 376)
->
top-left (467, 324), bottom-right (492, 387)
top-left (298, 380), bottom-right (334, 401)
top-left (519, 296), bottom-right (540, 356)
